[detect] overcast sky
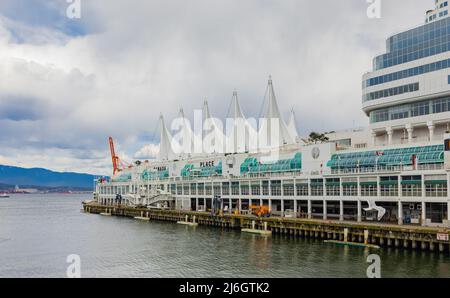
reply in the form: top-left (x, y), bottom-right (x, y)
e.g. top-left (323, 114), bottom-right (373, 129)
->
top-left (0, 0), bottom-right (435, 174)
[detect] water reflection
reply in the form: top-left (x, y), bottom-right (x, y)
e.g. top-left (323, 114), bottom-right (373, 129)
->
top-left (0, 194), bottom-right (448, 278)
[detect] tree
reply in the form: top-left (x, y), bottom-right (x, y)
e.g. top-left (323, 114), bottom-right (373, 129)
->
top-left (305, 132), bottom-right (329, 144)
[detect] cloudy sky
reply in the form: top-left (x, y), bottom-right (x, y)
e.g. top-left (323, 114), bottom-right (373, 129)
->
top-left (0, 0), bottom-right (434, 174)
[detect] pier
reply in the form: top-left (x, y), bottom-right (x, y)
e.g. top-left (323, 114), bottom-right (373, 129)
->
top-left (83, 201), bottom-right (450, 253)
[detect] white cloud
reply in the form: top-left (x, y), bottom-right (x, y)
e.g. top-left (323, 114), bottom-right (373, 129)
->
top-left (134, 144), bottom-right (160, 160)
top-left (0, 0), bottom-right (436, 174)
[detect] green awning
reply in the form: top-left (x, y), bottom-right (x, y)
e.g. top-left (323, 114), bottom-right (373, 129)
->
top-left (401, 180), bottom-right (422, 185)
top-left (360, 182), bottom-right (377, 186)
top-left (424, 180), bottom-right (447, 185)
top-left (380, 180), bottom-right (398, 186)
top-left (342, 182), bottom-right (358, 186)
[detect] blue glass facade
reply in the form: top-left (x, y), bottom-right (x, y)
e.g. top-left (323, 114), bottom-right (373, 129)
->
top-left (373, 17), bottom-right (450, 70)
top-left (363, 83), bottom-right (419, 102)
top-left (370, 95), bottom-right (450, 123)
top-left (363, 58), bottom-right (450, 89)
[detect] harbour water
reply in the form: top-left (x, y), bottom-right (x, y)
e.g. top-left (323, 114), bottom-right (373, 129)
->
top-left (0, 194), bottom-right (448, 278)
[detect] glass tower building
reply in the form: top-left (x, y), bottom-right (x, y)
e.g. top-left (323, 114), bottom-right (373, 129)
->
top-left (363, 0), bottom-right (450, 146)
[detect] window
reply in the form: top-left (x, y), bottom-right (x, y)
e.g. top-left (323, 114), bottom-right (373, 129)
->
top-left (251, 183), bottom-right (260, 196)
top-left (370, 95), bottom-right (450, 123)
top-left (222, 182), bottom-right (229, 195)
top-left (283, 182), bottom-right (294, 196)
top-left (296, 184), bottom-right (309, 196)
top-left (425, 183), bottom-right (448, 197)
top-left (270, 181), bottom-right (281, 196)
top-left (231, 182), bottom-right (239, 195)
top-left (363, 83), bottom-right (419, 102)
top-left (343, 185), bottom-right (357, 196)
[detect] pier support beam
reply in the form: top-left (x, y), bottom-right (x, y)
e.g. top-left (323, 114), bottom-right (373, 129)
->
top-left (447, 202), bottom-right (450, 227)
top-left (307, 200), bottom-right (312, 219)
top-left (421, 202), bottom-right (427, 226)
top-left (357, 200), bottom-right (362, 222)
top-left (339, 200), bottom-right (344, 221)
top-left (323, 200), bottom-right (327, 220)
top-left (398, 202), bottom-right (403, 225)
top-left (294, 200), bottom-right (298, 218)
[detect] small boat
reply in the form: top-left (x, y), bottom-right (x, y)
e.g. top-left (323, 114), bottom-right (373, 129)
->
top-left (0, 193), bottom-right (10, 198)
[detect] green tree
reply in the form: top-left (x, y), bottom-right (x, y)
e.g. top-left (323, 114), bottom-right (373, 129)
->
top-left (306, 132), bottom-right (329, 144)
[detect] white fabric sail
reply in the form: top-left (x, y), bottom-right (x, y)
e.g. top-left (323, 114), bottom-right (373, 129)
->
top-left (226, 91), bottom-right (257, 153)
top-left (287, 108), bottom-right (299, 140)
top-left (158, 114), bottom-right (175, 161)
top-left (259, 77), bottom-right (296, 148)
top-left (172, 108), bottom-right (195, 158)
top-left (203, 100), bottom-right (225, 154)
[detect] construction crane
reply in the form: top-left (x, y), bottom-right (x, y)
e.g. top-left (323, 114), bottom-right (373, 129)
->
top-left (109, 137), bottom-right (129, 175)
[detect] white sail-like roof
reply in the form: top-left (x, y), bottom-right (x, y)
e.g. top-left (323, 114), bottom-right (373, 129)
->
top-left (171, 108), bottom-right (195, 158)
top-left (287, 108), bottom-right (299, 140)
top-left (259, 77), bottom-right (296, 148)
top-left (203, 100), bottom-right (225, 154)
top-left (158, 114), bottom-right (175, 161)
top-left (225, 91), bottom-right (258, 153)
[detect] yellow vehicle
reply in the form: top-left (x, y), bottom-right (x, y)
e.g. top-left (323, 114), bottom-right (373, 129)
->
top-left (249, 205), bottom-right (270, 217)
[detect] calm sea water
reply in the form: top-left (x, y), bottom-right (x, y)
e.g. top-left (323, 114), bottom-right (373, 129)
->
top-left (0, 194), bottom-right (448, 278)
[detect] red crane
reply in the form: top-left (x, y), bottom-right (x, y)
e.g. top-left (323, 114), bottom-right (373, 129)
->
top-left (109, 137), bottom-right (128, 175)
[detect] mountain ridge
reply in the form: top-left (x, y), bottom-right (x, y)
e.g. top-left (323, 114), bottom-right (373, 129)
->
top-left (0, 164), bottom-right (98, 189)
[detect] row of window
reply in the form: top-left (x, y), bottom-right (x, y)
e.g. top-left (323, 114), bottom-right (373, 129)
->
top-left (149, 182), bottom-right (449, 198)
top-left (363, 83), bottom-right (419, 102)
top-left (363, 58), bottom-right (450, 89)
top-left (375, 17), bottom-right (450, 70)
top-left (370, 95), bottom-right (450, 123)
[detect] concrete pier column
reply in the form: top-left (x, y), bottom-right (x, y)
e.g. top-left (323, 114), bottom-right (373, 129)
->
top-left (307, 200), bottom-right (312, 219)
top-left (357, 200), bottom-right (362, 222)
top-left (429, 242), bottom-right (435, 251)
top-left (421, 241), bottom-right (427, 250)
top-left (249, 199), bottom-right (252, 207)
top-left (294, 200), bottom-right (298, 218)
top-left (238, 199), bottom-right (242, 212)
top-left (387, 238), bottom-right (392, 246)
top-left (403, 239), bottom-right (409, 249)
top-left (412, 240), bottom-right (417, 249)
top-left (398, 202), bottom-right (403, 225)
top-left (323, 200), bottom-right (327, 220)
top-left (339, 200), bottom-right (344, 221)
top-left (447, 201), bottom-right (450, 227)
top-left (421, 202), bottom-right (427, 226)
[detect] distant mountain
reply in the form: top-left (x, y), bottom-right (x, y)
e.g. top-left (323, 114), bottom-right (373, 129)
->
top-left (0, 165), bottom-right (96, 189)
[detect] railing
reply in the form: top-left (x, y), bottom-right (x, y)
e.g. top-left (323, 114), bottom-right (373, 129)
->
top-left (331, 163), bottom-right (444, 175)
